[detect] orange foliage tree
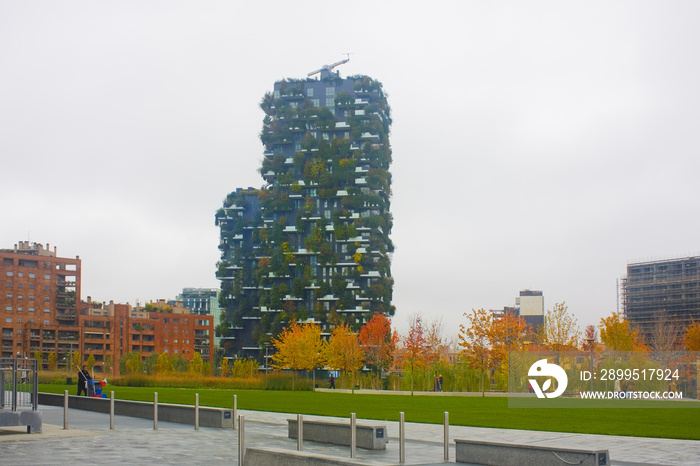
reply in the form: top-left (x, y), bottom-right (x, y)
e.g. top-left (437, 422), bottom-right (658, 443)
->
top-left (358, 313), bottom-right (398, 388)
top-left (458, 309), bottom-right (494, 396)
top-left (398, 314), bottom-right (430, 395)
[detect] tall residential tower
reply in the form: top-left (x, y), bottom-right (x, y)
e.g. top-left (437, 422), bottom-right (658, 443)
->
top-left (216, 66), bottom-right (394, 359)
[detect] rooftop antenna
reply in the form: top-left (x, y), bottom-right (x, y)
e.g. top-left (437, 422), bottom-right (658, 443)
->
top-left (308, 53), bottom-right (351, 79)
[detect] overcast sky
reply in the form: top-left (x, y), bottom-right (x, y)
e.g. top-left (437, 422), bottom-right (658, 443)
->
top-left (2, 1), bottom-right (698, 339)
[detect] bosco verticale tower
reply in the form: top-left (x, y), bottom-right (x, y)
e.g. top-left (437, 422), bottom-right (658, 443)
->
top-left (215, 61), bottom-right (394, 360)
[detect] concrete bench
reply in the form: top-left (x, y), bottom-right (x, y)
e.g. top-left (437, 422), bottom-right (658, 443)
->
top-left (288, 418), bottom-right (388, 450)
top-left (0, 410), bottom-right (42, 433)
top-left (455, 439), bottom-right (609, 466)
top-left (243, 447), bottom-right (386, 466)
top-left (38, 392), bottom-right (233, 428)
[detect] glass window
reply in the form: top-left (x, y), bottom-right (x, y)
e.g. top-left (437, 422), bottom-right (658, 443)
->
top-left (5, 317), bottom-right (11, 322)
top-left (44, 320), bottom-right (50, 325)
top-left (44, 308), bottom-right (50, 313)
top-left (306, 88), bottom-right (313, 97)
top-left (29, 273), bottom-right (35, 278)
top-left (326, 87), bottom-right (335, 96)
top-left (325, 98), bottom-right (335, 107)
top-left (6, 271), bottom-right (13, 277)
top-left (44, 274), bottom-right (50, 279)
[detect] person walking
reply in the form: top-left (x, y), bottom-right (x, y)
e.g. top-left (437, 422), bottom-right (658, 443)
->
top-left (77, 365), bottom-right (90, 396)
top-left (329, 373), bottom-right (336, 389)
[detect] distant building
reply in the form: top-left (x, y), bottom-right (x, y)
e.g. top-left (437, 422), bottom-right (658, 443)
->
top-left (495, 290), bottom-right (545, 329)
top-left (178, 287), bottom-right (222, 347)
top-left (622, 256), bottom-right (700, 341)
top-left (0, 241), bottom-right (214, 374)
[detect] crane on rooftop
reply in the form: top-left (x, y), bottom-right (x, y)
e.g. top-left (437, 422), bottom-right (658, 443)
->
top-left (308, 54), bottom-right (351, 79)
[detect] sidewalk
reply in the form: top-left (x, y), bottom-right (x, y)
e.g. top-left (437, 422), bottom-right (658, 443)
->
top-left (0, 404), bottom-right (698, 465)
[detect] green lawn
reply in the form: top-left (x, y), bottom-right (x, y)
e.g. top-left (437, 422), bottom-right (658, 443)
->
top-left (40, 385), bottom-right (700, 440)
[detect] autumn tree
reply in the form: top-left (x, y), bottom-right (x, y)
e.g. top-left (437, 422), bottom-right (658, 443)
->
top-left (458, 309), bottom-right (494, 396)
top-left (86, 354), bottom-right (96, 374)
top-left (155, 353), bottom-right (174, 375)
top-left (599, 311), bottom-right (647, 351)
top-left (543, 302), bottom-right (581, 351)
top-left (220, 357), bottom-right (230, 377)
top-left (190, 352), bottom-right (204, 375)
top-left (399, 314), bottom-right (429, 395)
top-left (489, 311), bottom-right (530, 372)
top-left (684, 320), bottom-right (700, 351)
top-left (581, 324), bottom-right (601, 351)
top-left (649, 311), bottom-right (683, 352)
top-left (272, 320), bottom-right (324, 390)
top-left (48, 352), bottom-right (57, 371)
top-left (358, 313), bottom-right (397, 387)
top-left (325, 322), bottom-right (365, 393)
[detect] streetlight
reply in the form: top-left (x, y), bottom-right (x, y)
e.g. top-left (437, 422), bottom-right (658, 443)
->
top-left (264, 343), bottom-right (270, 389)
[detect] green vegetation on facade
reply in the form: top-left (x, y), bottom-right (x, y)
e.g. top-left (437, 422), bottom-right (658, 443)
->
top-left (216, 75), bottom-right (395, 356)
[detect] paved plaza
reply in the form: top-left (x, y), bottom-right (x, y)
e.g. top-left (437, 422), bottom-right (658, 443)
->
top-left (0, 404), bottom-right (698, 465)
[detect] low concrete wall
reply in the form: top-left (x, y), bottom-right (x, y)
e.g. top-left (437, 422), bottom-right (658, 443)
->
top-left (38, 392), bottom-right (233, 429)
top-left (288, 419), bottom-right (388, 450)
top-left (0, 410), bottom-right (42, 433)
top-left (455, 439), bottom-right (610, 466)
top-left (243, 447), bottom-right (385, 466)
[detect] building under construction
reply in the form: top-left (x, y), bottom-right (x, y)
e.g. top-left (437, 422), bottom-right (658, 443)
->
top-left (621, 256), bottom-right (700, 343)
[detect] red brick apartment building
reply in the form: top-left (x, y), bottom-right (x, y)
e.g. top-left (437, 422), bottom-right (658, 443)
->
top-left (1, 242), bottom-right (213, 375)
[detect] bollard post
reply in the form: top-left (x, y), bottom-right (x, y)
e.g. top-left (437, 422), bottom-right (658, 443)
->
top-left (238, 415), bottom-right (245, 465)
top-left (154, 392), bottom-right (158, 430)
top-left (297, 414), bottom-right (303, 451)
top-left (110, 391), bottom-right (115, 430)
top-left (63, 390), bottom-right (69, 430)
top-left (399, 411), bottom-right (405, 464)
top-left (233, 394), bottom-right (237, 430)
top-left (195, 393), bottom-right (199, 430)
top-left (350, 412), bottom-right (356, 458)
top-left (444, 411), bottom-right (449, 460)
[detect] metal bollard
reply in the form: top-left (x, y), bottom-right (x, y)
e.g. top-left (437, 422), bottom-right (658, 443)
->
top-left (351, 412), bottom-right (356, 458)
top-left (238, 415), bottom-right (245, 465)
top-left (154, 392), bottom-right (158, 430)
top-left (110, 391), bottom-right (115, 430)
top-left (195, 393), bottom-right (199, 430)
top-left (63, 390), bottom-right (69, 430)
top-left (444, 411), bottom-right (449, 460)
top-left (297, 414), bottom-right (303, 451)
top-left (399, 411), bottom-right (405, 463)
top-left (233, 394), bottom-right (237, 430)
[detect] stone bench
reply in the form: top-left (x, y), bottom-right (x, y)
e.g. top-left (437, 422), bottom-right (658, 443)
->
top-left (455, 439), bottom-right (609, 466)
top-left (243, 447), bottom-right (385, 466)
top-left (288, 418), bottom-right (388, 450)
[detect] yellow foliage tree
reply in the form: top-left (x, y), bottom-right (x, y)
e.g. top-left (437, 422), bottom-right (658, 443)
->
top-left (220, 357), bottom-right (230, 377)
top-left (155, 353), bottom-right (174, 375)
top-left (272, 321), bottom-right (324, 390)
top-left (684, 320), bottom-right (700, 351)
top-left (599, 311), bottom-right (647, 351)
top-left (325, 323), bottom-right (365, 393)
top-left (459, 309), bottom-right (494, 395)
top-left (190, 352), bottom-right (204, 375)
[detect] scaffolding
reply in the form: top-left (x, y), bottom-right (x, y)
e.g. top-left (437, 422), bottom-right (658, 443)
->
top-left (621, 256), bottom-right (700, 341)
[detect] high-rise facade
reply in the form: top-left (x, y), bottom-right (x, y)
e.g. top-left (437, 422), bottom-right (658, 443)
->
top-left (216, 69), bottom-right (394, 359)
top-left (622, 256), bottom-right (700, 341)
